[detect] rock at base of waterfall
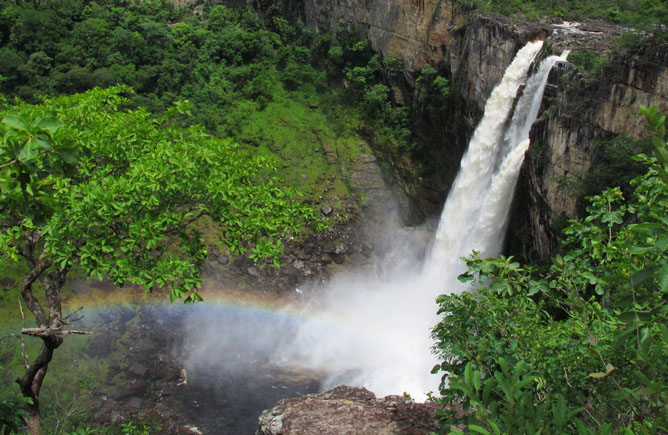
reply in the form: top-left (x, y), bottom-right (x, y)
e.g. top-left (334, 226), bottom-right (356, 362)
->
top-left (256, 386), bottom-right (441, 435)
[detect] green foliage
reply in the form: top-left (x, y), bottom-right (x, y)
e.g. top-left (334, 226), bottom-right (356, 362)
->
top-left (567, 49), bottom-right (606, 82)
top-left (0, 87), bottom-right (317, 301)
top-left (432, 107), bottom-right (668, 433)
top-left (447, 359), bottom-right (586, 435)
top-left (0, 375), bottom-right (28, 434)
top-left (458, 0), bottom-right (668, 25)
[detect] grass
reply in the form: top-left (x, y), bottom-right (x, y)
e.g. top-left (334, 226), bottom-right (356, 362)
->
top-left (232, 85), bottom-right (377, 219)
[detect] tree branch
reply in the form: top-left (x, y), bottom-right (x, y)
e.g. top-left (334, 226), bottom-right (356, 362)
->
top-left (21, 328), bottom-right (93, 338)
top-left (21, 256), bottom-right (51, 327)
top-left (0, 158), bottom-right (18, 169)
top-left (163, 209), bottom-right (210, 235)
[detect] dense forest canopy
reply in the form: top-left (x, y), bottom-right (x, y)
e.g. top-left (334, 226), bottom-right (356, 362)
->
top-left (459, 0), bottom-right (668, 24)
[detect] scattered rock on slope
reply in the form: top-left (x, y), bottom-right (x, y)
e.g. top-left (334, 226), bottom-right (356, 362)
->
top-left (256, 385), bottom-right (441, 435)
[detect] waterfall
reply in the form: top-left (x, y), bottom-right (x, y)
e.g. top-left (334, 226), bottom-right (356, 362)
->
top-left (472, 51), bottom-right (571, 256)
top-left (425, 43), bottom-right (570, 283)
top-left (269, 41), bottom-right (571, 400)
top-left (424, 40), bottom-right (543, 283)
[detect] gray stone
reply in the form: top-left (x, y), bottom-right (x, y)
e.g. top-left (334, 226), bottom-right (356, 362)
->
top-left (127, 397), bottom-right (142, 410)
top-left (128, 363), bottom-right (148, 377)
top-left (320, 204), bottom-right (333, 216)
top-left (257, 386), bottom-right (442, 435)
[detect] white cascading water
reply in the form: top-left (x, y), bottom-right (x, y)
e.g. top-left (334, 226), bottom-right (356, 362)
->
top-left (424, 40), bottom-right (543, 278)
top-left (470, 50), bottom-right (570, 254)
top-left (186, 41), bottom-right (571, 402)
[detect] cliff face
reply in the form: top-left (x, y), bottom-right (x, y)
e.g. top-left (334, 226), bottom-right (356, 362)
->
top-left (303, 0), bottom-right (454, 72)
top-left (514, 45), bottom-right (668, 261)
top-left (296, 0), bottom-right (668, 261)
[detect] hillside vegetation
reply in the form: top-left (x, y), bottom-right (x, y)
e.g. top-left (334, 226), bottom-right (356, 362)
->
top-left (460, 0), bottom-right (668, 25)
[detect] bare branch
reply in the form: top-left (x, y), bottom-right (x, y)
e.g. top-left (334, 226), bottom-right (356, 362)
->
top-left (0, 158), bottom-right (18, 169)
top-left (21, 328), bottom-right (93, 338)
top-left (18, 296), bottom-right (25, 322)
top-left (163, 209), bottom-right (210, 235)
top-left (62, 306), bottom-right (85, 323)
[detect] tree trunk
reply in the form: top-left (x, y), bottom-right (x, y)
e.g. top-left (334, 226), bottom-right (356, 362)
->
top-left (16, 336), bottom-right (62, 435)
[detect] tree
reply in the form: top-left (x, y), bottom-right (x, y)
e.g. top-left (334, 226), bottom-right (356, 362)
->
top-left (0, 86), bottom-right (317, 433)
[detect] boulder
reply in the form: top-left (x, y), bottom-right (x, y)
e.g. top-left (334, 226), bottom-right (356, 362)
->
top-left (257, 386), bottom-right (440, 435)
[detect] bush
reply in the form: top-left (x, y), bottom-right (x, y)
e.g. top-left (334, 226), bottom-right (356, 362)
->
top-left (432, 107), bottom-right (668, 433)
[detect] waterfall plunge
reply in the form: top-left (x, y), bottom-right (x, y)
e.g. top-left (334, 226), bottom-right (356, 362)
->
top-left (193, 41), bottom-right (570, 402)
top-left (424, 40), bottom-right (544, 279)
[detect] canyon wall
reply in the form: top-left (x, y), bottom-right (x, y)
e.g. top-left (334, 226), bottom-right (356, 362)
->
top-left (294, 0), bottom-right (668, 261)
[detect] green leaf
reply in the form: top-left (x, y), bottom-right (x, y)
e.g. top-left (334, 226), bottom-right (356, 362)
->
top-left (34, 135), bottom-right (52, 151)
top-left (660, 262), bottom-right (668, 292)
top-left (2, 115), bottom-right (28, 131)
top-left (17, 138), bottom-right (39, 161)
top-left (57, 147), bottom-right (79, 164)
top-left (469, 425), bottom-right (492, 435)
top-left (34, 117), bottom-right (64, 135)
top-left (631, 266), bottom-right (658, 286)
top-left (465, 362), bottom-right (473, 387)
top-left (473, 369), bottom-right (482, 391)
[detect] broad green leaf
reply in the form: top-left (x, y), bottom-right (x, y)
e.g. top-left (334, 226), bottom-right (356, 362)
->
top-left (35, 135), bottom-right (52, 151)
top-left (660, 262), bottom-right (668, 292)
top-left (631, 266), bottom-right (658, 286)
top-left (2, 115), bottom-right (28, 131)
top-left (57, 147), bottom-right (79, 164)
top-left (17, 138), bottom-right (39, 161)
top-left (473, 370), bottom-right (482, 391)
top-left (34, 117), bottom-right (64, 135)
top-left (469, 425), bottom-right (492, 435)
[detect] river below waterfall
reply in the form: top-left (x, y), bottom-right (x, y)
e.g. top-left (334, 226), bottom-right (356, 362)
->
top-left (23, 288), bottom-right (323, 433)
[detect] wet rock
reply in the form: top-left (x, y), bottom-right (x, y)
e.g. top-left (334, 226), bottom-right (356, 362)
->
top-left (320, 204), bottom-right (333, 216)
top-left (353, 153), bottom-right (376, 163)
top-left (331, 254), bottom-right (345, 265)
top-left (294, 248), bottom-right (312, 261)
top-left (322, 241), bottom-right (346, 255)
top-left (87, 333), bottom-right (113, 358)
top-left (182, 426), bottom-right (204, 434)
top-left (111, 380), bottom-right (148, 400)
top-left (257, 386), bottom-right (440, 435)
top-left (110, 410), bottom-right (122, 424)
top-left (127, 397), bottom-right (142, 410)
top-left (128, 363), bottom-right (148, 377)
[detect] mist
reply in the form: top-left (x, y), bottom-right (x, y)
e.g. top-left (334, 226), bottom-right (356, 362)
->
top-left (178, 216), bottom-right (447, 401)
top-left (177, 40), bottom-right (552, 403)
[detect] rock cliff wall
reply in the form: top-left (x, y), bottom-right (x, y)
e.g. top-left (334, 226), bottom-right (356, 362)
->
top-left (513, 44), bottom-right (668, 261)
top-left (295, 0), bottom-right (668, 261)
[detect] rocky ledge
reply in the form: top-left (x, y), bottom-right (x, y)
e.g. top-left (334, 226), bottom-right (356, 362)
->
top-left (256, 386), bottom-right (442, 435)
